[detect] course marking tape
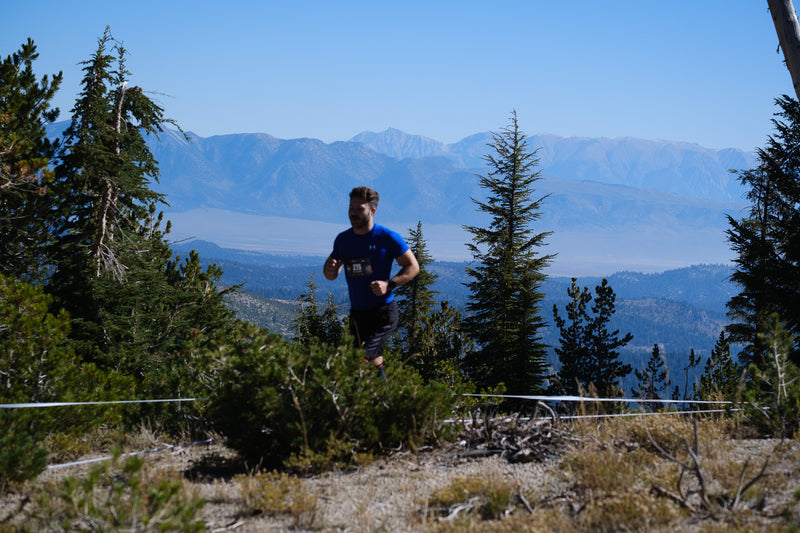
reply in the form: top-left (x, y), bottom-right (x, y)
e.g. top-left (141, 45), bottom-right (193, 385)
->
top-left (463, 393), bottom-right (734, 405)
top-left (444, 408), bottom-right (738, 424)
top-left (0, 398), bottom-right (203, 409)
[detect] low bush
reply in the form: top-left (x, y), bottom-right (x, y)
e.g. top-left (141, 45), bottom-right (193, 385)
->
top-left (741, 314), bottom-right (800, 438)
top-left (0, 275), bottom-right (130, 486)
top-left (17, 453), bottom-right (204, 531)
top-left (205, 327), bottom-right (456, 471)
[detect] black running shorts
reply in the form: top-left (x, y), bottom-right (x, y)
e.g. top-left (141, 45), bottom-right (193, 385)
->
top-left (348, 300), bottom-right (399, 360)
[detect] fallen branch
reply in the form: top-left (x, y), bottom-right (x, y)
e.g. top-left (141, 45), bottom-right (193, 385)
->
top-left (646, 419), bottom-right (785, 516)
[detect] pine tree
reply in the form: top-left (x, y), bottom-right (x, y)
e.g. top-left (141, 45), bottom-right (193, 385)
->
top-left (319, 292), bottom-right (344, 346)
top-left (552, 278), bottom-right (632, 402)
top-left (727, 95), bottom-right (800, 367)
top-left (742, 313), bottom-right (800, 436)
top-left (586, 279), bottom-right (633, 399)
top-left (678, 349), bottom-right (702, 405)
top-left (422, 301), bottom-right (473, 385)
top-left (294, 275), bottom-right (324, 344)
top-left (39, 30), bottom-right (241, 432)
top-left (632, 343), bottom-right (671, 411)
top-left (551, 278), bottom-right (593, 395)
top-left (695, 331), bottom-right (741, 402)
top-left (293, 275), bottom-right (343, 346)
top-left (0, 39), bottom-right (62, 281)
top-left (463, 111), bottom-right (553, 396)
top-left (395, 221), bottom-right (439, 368)
top-left (49, 28), bottom-right (177, 346)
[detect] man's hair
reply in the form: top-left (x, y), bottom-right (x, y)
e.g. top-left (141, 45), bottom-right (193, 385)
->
top-left (349, 186), bottom-right (379, 210)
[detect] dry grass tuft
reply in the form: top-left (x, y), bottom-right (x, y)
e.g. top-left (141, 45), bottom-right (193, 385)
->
top-left (235, 470), bottom-right (320, 529)
top-left (422, 472), bottom-right (517, 521)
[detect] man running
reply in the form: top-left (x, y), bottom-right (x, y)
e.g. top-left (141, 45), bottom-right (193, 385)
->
top-left (323, 186), bottom-right (419, 381)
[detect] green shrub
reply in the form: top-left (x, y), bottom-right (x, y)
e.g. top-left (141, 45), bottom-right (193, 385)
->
top-left (20, 453), bottom-right (204, 531)
top-left (741, 314), bottom-right (800, 437)
top-left (0, 275), bottom-right (131, 486)
top-left (205, 328), bottom-right (456, 471)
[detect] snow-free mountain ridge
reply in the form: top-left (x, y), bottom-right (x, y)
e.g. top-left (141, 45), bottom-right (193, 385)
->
top-left (47, 122), bottom-right (755, 275)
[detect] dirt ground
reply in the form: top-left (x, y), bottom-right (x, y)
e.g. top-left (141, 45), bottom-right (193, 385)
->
top-left (15, 430), bottom-right (798, 533)
top-left (31, 439), bottom-right (565, 532)
top-left (4, 411), bottom-right (800, 533)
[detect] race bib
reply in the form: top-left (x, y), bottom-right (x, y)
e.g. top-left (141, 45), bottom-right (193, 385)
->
top-left (344, 257), bottom-right (373, 277)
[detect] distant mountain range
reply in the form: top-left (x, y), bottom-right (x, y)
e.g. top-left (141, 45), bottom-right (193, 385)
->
top-left (49, 122), bottom-right (757, 275)
top-left (351, 128), bottom-right (753, 202)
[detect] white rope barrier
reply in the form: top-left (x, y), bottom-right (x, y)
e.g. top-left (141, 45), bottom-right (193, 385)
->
top-left (3, 391), bottom-right (738, 470)
top-left (462, 393), bottom-right (734, 405)
top-left (0, 398), bottom-right (203, 409)
top-left (0, 397), bottom-right (213, 470)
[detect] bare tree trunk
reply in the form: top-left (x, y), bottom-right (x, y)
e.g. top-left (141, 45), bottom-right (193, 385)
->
top-left (768, 0), bottom-right (800, 100)
top-left (92, 81), bottom-right (127, 277)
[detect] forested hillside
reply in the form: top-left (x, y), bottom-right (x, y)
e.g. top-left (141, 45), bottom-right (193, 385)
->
top-left (177, 241), bottom-right (735, 395)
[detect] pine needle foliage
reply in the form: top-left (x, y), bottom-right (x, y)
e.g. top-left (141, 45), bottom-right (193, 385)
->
top-left (0, 275), bottom-right (130, 486)
top-left (551, 278), bottom-right (633, 404)
top-left (694, 331), bottom-right (742, 404)
top-left (206, 325), bottom-right (456, 471)
top-left (0, 39), bottom-right (62, 282)
top-left (395, 221), bottom-right (441, 375)
top-left (741, 313), bottom-right (800, 437)
top-left (462, 111), bottom-right (553, 398)
top-left (632, 343), bottom-right (671, 411)
top-left (727, 95), bottom-right (800, 368)
top-left (293, 275), bottom-right (343, 346)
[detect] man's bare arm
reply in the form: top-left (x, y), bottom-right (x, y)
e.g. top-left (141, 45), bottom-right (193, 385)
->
top-left (392, 249), bottom-right (420, 285)
top-left (370, 249), bottom-right (420, 295)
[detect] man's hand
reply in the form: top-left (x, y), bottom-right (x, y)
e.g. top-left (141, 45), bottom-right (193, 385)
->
top-left (323, 256), bottom-right (342, 280)
top-left (370, 279), bottom-right (389, 296)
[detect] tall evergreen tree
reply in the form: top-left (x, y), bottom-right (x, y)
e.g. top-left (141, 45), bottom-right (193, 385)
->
top-left (632, 343), bottom-right (671, 411)
top-left (49, 28), bottom-right (175, 344)
top-left (39, 30), bottom-right (242, 431)
top-left (395, 221), bottom-right (438, 366)
top-left (552, 278), bottom-right (632, 401)
top-left (551, 278), bottom-right (593, 395)
top-left (727, 95), bottom-right (800, 367)
top-left (587, 278), bottom-right (633, 398)
top-left (463, 111), bottom-right (553, 395)
top-left (0, 39), bottom-right (62, 282)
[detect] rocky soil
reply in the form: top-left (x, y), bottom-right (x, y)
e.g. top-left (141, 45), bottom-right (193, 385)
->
top-left (4, 416), bottom-right (799, 532)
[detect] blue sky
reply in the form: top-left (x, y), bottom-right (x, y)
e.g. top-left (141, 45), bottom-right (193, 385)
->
top-left (3, 1), bottom-right (794, 150)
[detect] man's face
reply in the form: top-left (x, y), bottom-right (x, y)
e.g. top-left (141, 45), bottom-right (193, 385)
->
top-left (348, 197), bottom-right (374, 231)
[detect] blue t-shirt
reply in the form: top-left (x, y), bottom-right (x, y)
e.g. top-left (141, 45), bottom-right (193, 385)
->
top-left (331, 224), bottom-right (409, 311)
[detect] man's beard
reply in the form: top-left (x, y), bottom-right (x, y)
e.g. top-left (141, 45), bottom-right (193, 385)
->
top-left (350, 214), bottom-right (370, 229)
